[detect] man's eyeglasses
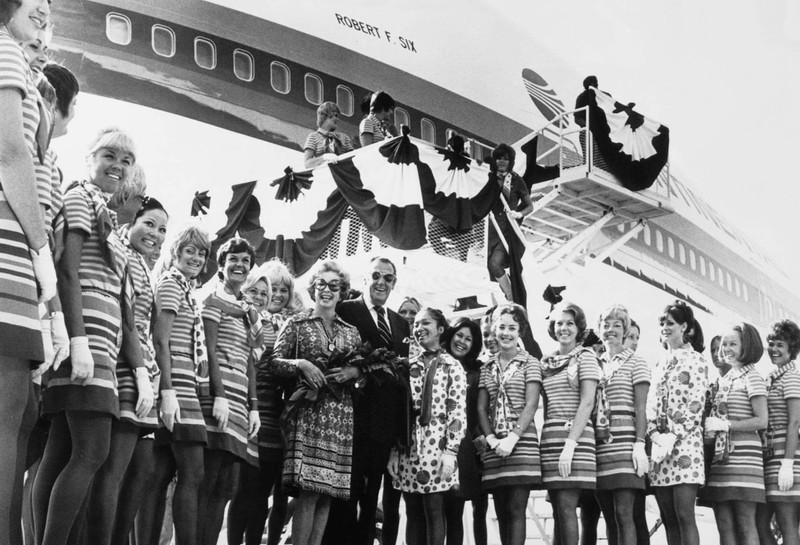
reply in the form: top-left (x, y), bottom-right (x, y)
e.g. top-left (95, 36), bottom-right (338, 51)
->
top-left (314, 279), bottom-right (342, 292)
top-left (371, 271), bottom-right (396, 284)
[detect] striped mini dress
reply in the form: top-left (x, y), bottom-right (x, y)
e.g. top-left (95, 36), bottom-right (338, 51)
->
top-left (0, 29), bottom-right (44, 364)
top-left (256, 313), bottom-right (285, 462)
top-left (479, 350), bottom-right (542, 490)
top-left (200, 293), bottom-right (259, 467)
top-left (43, 184), bottom-right (127, 416)
top-left (765, 361), bottom-right (800, 502)
top-left (596, 349), bottom-right (650, 490)
top-left (540, 348), bottom-right (601, 490)
top-left (116, 236), bottom-right (159, 428)
top-left (699, 363), bottom-right (766, 503)
top-left (154, 273), bottom-right (207, 444)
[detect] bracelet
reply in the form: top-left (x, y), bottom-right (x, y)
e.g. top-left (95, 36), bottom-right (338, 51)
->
top-left (513, 426), bottom-right (524, 436)
top-left (635, 437), bottom-right (646, 444)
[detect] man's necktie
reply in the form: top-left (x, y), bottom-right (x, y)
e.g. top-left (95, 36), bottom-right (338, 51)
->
top-left (375, 306), bottom-right (393, 348)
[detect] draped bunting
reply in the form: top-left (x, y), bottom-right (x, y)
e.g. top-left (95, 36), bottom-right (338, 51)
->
top-left (209, 133), bottom-right (499, 276)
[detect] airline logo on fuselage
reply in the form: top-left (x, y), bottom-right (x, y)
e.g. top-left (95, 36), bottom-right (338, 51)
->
top-left (335, 13), bottom-right (417, 52)
top-left (522, 68), bottom-right (565, 122)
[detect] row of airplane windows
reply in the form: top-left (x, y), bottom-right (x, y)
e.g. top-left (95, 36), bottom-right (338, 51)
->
top-left (623, 223), bottom-right (790, 321)
top-left (104, 12), bottom-right (487, 152)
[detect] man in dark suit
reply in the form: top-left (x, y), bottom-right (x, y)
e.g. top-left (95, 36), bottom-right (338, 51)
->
top-left (323, 256), bottom-right (410, 545)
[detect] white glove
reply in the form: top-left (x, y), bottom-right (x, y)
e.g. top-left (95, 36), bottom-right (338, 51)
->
top-left (632, 441), bottom-right (649, 477)
top-left (496, 432), bottom-right (520, 457)
top-left (34, 317), bottom-right (55, 379)
top-left (705, 416), bottom-right (730, 433)
top-left (69, 336), bottom-right (94, 385)
top-left (486, 434), bottom-right (501, 450)
top-left (134, 367), bottom-right (155, 418)
top-left (248, 409), bottom-right (260, 438)
top-left (779, 459), bottom-right (794, 492)
top-left (213, 396), bottom-right (230, 429)
top-left (50, 311), bottom-right (69, 370)
top-left (387, 449), bottom-right (400, 479)
top-left (31, 242), bottom-right (57, 303)
top-left (159, 389), bottom-right (180, 431)
top-left (559, 439), bottom-right (578, 477)
top-left (440, 452), bottom-right (457, 480)
top-left (650, 432), bottom-right (677, 464)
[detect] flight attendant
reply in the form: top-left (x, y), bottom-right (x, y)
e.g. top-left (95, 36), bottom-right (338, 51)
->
top-left (540, 302), bottom-right (600, 545)
top-left (594, 305), bottom-right (650, 545)
top-left (758, 320), bottom-right (800, 545)
top-left (700, 322), bottom-right (767, 545)
top-left (647, 300), bottom-right (708, 545)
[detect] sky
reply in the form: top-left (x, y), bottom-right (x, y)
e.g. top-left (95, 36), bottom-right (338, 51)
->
top-left (48, 0), bottom-right (800, 359)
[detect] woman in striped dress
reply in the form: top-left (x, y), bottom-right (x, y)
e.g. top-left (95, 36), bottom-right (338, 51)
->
top-left (0, 2), bottom-right (57, 543)
top-left (477, 304), bottom-right (542, 545)
top-left (227, 258), bottom-right (296, 545)
top-left (387, 307), bottom-right (467, 545)
top-left (197, 237), bottom-right (262, 545)
top-left (757, 320), bottom-right (800, 545)
top-left (647, 300), bottom-right (708, 545)
top-left (148, 224), bottom-right (212, 545)
top-left (270, 260), bottom-right (362, 545)
top-left (540, 302), bottom-right (600, 545)
top-left (700, 322), bottom-right (767, 544)
top-left (594, 305), bottom-right (650, 545)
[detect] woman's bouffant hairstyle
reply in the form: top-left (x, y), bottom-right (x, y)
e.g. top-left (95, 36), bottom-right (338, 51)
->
top-left (548, 301), bottom-right (587, 342)
top-left (398, 296), bottom-right (421, 313)
top-left (441, 317), bottom-right (483, 363)
top-left (767, 320), bottom-right (800, 361)
top-left (491, 143), bottom-right (516, 172)
top-left (661, 300), bottom-right (705, 352)
top-left (370, 91), bottom-right (395, 113)
top-left (494, 303), bottom-right (529, 336)
top-left (43, 63), bottom-right (79, 118)
top-left (162, 224), bottom-right (211, 277)
top-left (316, 101), bottom-right (341, 129)
top-left (86, 126), bottom-right (137, 162)
top-left (728, 322), bottom-right (764, 365)
top-left (417, 307), bottom-right (449, 337)
top-left (306, 260), bottom-right (350, 302)
top-left (598, 304), bottom-right (631, 337)
top-left (132, 196), bottom-right (168, 223)
top-left (215, 237), bottom-right (255, 280)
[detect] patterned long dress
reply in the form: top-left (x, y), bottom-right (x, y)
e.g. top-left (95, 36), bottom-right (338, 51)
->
top-left (43, 183), bottom-right (127, 417)
top-left (765, 361), bottom-right (800, 501)
top-left (479, 350), bottom-right (542, 490)
top-left (200, 289), bottom-right (260, 467)
top-left (699, 364), bottom-right (767, 503)
top-left (540, 347), bottom-right (601, 490)
top-left (256, 312), bottom-right (287, 463)
top-left (0, 29), bottom-right (44, 364)
top-left (647, 345), bottom-right (709, 486)
top-left (394, 350), bottom-right (467, 494)
top-left (596, 348), bottom-right (650, 490)
top-left (269, 313), bottom-right (362, 499)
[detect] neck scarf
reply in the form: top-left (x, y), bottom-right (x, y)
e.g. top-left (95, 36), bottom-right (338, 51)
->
top-left (542, 345), bottom-right (587, 389)
top-left (419, 350), bottom-right (444, 426)
top-left (164, 266), bottom-right (208, 378)
top-left (204, 284), bottom-right (263, 348)
top-left (66, 181), bottom-right (126, 277)
top-left (769, 360), bottom-right (797, 390)
top-left (489, 351), bottom-right (526, 435)
top-left (595, 349), bottom-right (634, 443)
top-left (708, 363), bottom-right (754, 463)
top-left (317, 128), bottom-right (345, 155)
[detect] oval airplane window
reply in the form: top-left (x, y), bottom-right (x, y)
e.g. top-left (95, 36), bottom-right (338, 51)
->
top-left (699, 256), bottom-right (706, 276)
top-left (106, 13), bottom-right (132, 46)
top-left (270, 62), bottom-right (290, 94)
top-left (151, 25), bottom-right (175, 58)
top-left (742, 283), bottom-right (749, 302)
top-left (655, 230), bottom-right (663, 253)
top-left (395, 108), bottom-right (410, 133)
top-left (726, 272), bottom-right (733, 292)
top-left (667, 237), bottom-right (675, 259)
top-left (735, 278), bottom-right (741, 297)
top-left (194, 37), bottom-right (217, 70)
top-left (233, 49), bottom-right (254, 82)
top-left (708, 261), bottom-right (715, 282)
top-left (336, 85), bottom-right (353, 116)
top-left (304, 74), bottom-right (323, 105)
top-left (421, 118), bottom-right (436, 144)
top-left (642, 224), bottom-right (651, 246)
top-left (678, 243), bottom-right (686, 264)
top-left (689, 249), bottom-right (696, 270)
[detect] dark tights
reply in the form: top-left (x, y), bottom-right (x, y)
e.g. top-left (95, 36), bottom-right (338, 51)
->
top-left (227, 456), bottom-right (287, 545)
top-left (712, 500), bottom-right (759, 545)
top-left (111, 436), bottom-right (155, 544)
top-left (134, 444), bottom-right (174, 545)
top-left (87, 419), bottom-right (140, 545)
top-left (551, 489), bottom-right (582, 545)
top-left (653, 484), bottom-right (699, 545)
top-left (579, 490), bottom-right (605, 545)
top-left (492, 486), bottom-right (530, 545)
top-left (633, 490), bottom-right (650, 545)
top-left (0, 356), bottom-right (37, 545)
top-left (33, 410), bottom-right (112, 545)
top-left (596, 489), bottom-right (636, 545)
top-left (382, 471), bottom-right (402, 545)
top-left (198, 449), bottom-right (240, 545)
top-left (472, 493), bottom-right (489, 545)
top-left (404, 492), bottom-right (447, 545)
top-left (443, 494), bottom-right (465, 545)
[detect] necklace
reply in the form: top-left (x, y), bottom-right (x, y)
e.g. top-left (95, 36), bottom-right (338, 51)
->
top-left (320, 318), bottom-right (336, 352)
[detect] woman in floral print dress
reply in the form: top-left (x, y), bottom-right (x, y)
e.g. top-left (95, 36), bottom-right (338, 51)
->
top-left (388, 307), bottom-right (467, 545)
top-left (647, 300), bottom-right (708, 545)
